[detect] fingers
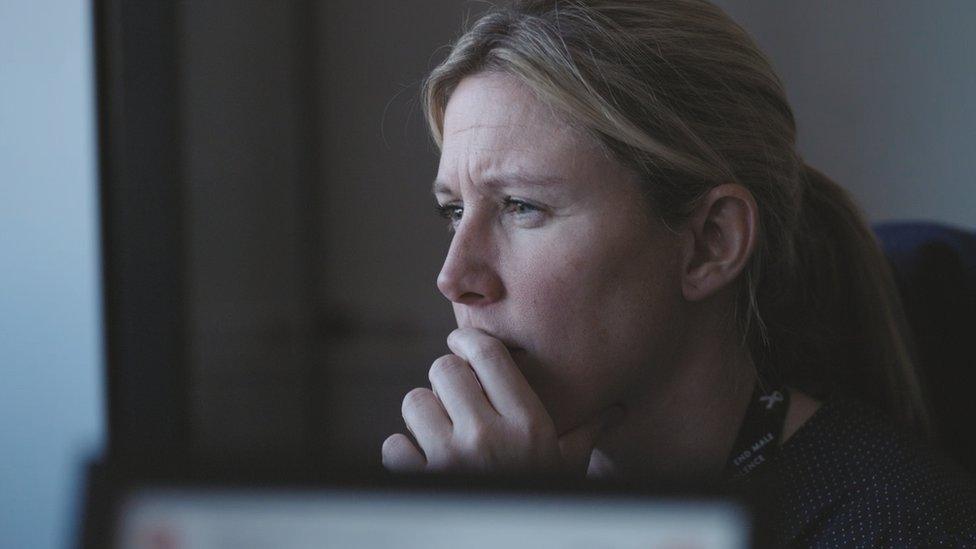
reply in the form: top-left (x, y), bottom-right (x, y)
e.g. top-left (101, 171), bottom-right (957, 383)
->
top-left (401, 387), bottom-right (452, 460)
top-left (429, 354), bottom-right (494, 426)
top-left (447, 328), bottom-right (546, 420)
top-left (387, 329), bottom-right (560, 474)
top-left (382, 433), bottom-right (426, 472)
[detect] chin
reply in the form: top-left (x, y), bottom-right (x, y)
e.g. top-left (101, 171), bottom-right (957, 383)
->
top-left (513, 350), bottom-right (609, 434)
top-left (535, 379), bottom-right (593, 434)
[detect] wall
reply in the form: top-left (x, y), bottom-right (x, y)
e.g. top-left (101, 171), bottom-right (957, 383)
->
top-left (713, 0), bottom-right (976, 228)
top-left (0, 1), bottom-right (105, 548)
top-left (311, 0), bottom-right (474, 467)
top-left (181, 0), bottom-right (313, 466)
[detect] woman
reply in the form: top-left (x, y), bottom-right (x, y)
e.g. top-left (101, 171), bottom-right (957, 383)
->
top-left (381, 0), bottom-right (976, 544)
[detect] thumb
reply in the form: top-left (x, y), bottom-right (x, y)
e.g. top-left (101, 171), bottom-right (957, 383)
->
top-left (557, 405), bottom-right (625, 473)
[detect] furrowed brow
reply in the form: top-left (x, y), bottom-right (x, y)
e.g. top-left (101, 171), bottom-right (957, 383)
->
top-left (432, 173), bottom-right (565, 196)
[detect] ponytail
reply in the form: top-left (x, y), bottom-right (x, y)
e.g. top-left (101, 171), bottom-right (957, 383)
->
top-left (758, 164), bottom-right (933, 437)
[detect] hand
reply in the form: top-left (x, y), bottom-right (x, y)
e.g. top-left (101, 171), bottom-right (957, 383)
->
top-left (382, 328), bottom-right (620, 475)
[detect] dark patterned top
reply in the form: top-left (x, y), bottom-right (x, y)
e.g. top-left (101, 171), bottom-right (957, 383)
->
top-left (739, 393), bottom-right (976, 547)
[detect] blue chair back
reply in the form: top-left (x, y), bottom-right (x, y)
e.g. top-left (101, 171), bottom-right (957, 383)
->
top-left (874, 221), bottom-right (976, 474)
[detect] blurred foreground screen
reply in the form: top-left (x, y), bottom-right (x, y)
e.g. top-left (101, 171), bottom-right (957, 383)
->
top-left (114, 488), bottom-right (749, 549)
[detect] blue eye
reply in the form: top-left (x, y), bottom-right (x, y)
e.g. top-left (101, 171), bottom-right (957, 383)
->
top-left (434, 199), bottom-right (543, 232)
top-left (504, 198), bottom-right (540, 215)
top-left (435, 203), bottom-right (463, 230)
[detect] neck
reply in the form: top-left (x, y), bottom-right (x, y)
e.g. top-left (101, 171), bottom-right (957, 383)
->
top-left (587, 316), bottom-right (757, 481)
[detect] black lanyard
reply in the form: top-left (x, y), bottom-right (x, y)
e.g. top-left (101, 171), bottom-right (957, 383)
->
top-left (724, 383), bottom-right (790, 481)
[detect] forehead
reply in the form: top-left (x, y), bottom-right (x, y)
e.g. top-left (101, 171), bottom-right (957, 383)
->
top-left (438, 72), bottom-right (604, 179)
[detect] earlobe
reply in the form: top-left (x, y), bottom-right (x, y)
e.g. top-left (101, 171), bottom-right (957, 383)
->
top-left (680, 184), bottom-right (758, 302)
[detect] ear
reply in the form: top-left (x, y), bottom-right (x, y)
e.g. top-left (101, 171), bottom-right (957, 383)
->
top-left (679, 183), bottom-right (759, 302)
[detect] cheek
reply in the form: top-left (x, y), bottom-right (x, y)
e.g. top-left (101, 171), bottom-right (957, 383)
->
top-left (503, 225), bottom-right (682, 428)
top-left (512, 226), bottom-right (676, 350)
top-left (503, 249), bottom-right (587, 344)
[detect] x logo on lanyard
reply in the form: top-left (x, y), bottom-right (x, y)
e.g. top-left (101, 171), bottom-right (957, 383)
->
top-left (759, 390), bottom-right (784, 410)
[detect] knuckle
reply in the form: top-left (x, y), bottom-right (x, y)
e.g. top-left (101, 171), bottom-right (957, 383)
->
top-left (401, 387), bottom-right (432, 415)
top-left (382, 434), bottom-right (426, 472)
top-left (429, 355), bottom-right (466, 383)
top-left (422, 443), bottom-right (453, 469)
top-left (521, 420), bottom-right (550, 443)
top-left (471, 338), bottom-right (506, 363)
top-left (458, 423), bottom-right (491, 452)
top-left (425, 455), bottom-right (456, 472)
top-left (381, 434), bottom-right (405, 457)
top-left (510, 414), bottom-right (552, 443)
top-left (447, 328), bottom-right (466, 345)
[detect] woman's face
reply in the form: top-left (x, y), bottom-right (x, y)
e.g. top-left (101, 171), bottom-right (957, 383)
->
top-left (434, 72), bottom-right (687, 434)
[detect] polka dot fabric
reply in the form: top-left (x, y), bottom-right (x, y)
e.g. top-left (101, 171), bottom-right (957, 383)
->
top-left (739, 394), bottom-right (976, 547)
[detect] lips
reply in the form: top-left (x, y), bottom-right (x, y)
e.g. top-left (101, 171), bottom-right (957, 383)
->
top-left (489, 335), bottom-right (525, 356)
top-left (466, 327), bottom-right (525, 356)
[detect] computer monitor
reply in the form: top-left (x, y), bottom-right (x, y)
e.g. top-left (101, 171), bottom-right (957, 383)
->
top-left (106, 476), bottom-right (752, 549)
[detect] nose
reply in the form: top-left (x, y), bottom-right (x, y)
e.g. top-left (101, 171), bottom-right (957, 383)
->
top-left (436, 220), bottom-right (504, 306)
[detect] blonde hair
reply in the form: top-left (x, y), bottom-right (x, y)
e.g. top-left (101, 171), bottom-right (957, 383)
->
top-left (422, 0), bottom-right (931, 435)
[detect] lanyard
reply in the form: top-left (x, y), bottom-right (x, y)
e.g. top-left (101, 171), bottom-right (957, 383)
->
top-left (724, 384), bottom-right (790, 481)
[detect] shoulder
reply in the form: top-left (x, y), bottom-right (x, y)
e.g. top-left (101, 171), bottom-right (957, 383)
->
top-left (743, 394), bottom-right (976, 546)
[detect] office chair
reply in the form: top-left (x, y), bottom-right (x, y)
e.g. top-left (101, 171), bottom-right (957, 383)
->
top-left (874, 221), bottom-right (976, 476)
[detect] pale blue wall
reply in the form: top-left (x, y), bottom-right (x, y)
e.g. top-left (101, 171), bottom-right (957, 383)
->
top-left (714, 0), bottom-right (976, 228)
top-left (0, 1), bottom-right (105, 548)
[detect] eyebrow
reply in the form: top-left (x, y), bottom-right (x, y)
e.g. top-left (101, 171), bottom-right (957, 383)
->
top-left (431, 173), bottom-right (567, 195)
